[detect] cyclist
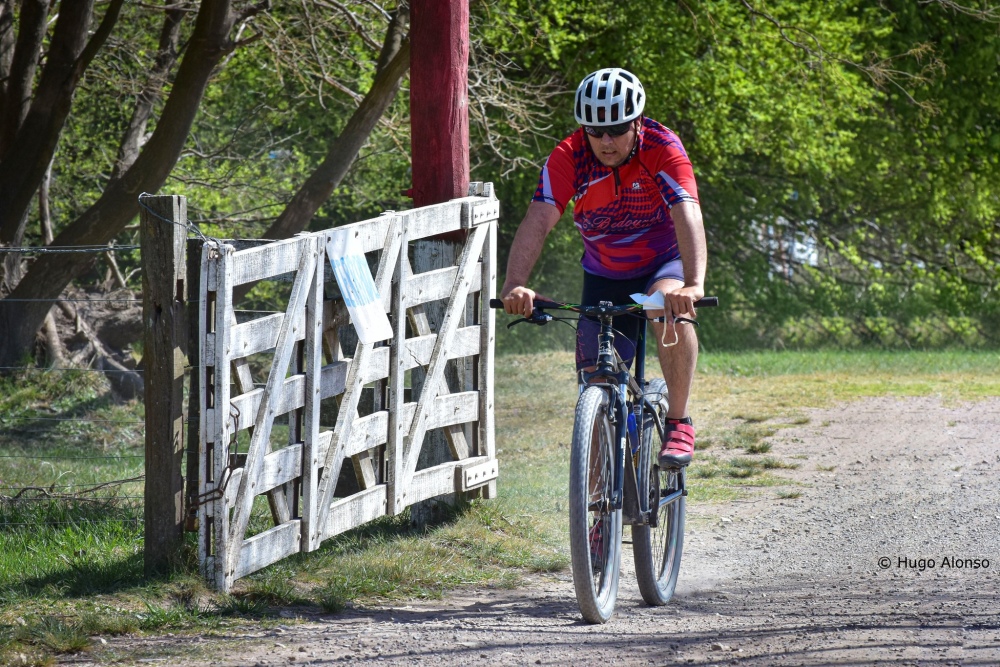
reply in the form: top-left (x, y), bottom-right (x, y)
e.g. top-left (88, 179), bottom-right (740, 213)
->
top-left (500, 67), bottom-right (707, 468)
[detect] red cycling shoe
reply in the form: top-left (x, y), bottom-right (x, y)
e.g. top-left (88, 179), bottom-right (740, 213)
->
top-left (658, 418), bottom-right (695, 468)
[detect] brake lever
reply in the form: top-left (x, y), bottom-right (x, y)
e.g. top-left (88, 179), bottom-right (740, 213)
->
top-left (650, 315), bottom-right (700, 327)
top-left (506, 309), bottom-right (553, 328)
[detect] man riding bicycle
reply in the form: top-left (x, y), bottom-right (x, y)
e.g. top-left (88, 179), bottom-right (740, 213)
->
top-left (500, 67), bottom-right (707, 468)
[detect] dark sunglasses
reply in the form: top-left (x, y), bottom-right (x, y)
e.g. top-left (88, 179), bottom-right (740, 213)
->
top-left (583, 121), bottom-right (633, 138)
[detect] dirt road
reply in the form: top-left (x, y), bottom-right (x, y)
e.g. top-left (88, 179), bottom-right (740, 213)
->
top-left (103, 396), bottom-right (1000, 666)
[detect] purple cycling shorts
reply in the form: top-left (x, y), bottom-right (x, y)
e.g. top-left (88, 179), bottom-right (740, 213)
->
top-left (575, 258), bottom-right (683, 370)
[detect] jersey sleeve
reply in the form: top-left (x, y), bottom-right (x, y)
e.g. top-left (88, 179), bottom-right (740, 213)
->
top-left (650, 133), bottom-right (700, 208)
top-left (532, 136), bottom-right (578, 214)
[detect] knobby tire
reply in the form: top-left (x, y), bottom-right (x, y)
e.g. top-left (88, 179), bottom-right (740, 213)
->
top-left (568, 385), bottom-right (622, 624)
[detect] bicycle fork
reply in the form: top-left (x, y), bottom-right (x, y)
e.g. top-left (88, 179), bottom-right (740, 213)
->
top-left (612, 383), bottom-right (628, 510)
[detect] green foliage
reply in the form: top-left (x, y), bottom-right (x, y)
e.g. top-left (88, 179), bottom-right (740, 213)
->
top-left (478, 0), bottom-right (1000, 351)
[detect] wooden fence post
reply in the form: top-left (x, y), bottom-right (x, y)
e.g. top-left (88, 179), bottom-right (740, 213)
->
top-left (141, 195), bottom-right (188, 577)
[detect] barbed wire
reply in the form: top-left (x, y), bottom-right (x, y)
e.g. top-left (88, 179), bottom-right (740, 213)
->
top-left (0, 519), bottom-right (142, 527)
top-left (0, 366), bottom-right (144, 374)
top-left (0, 298), bottom-right (142, 303)
top-left (1, 482), bottom-right (143, 492)
top-left (0, 245), bottom-right (139, 254)
top-left (1, 475), bottom-right (144, 496)
top-left (0, 454), bottom-right (143, 460)
top-left (0, 416), bottom-right (145, 424)
top-left (1, 495), bottom-right (144, 501)
top-left (138, 192), bottom-right (217, 245)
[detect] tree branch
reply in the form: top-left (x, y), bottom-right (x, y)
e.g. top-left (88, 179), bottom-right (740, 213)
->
top-left (0, 0), bottom-right (101, 244)
top-left (921, 0), bottom-right (1000, 22)
top-left (314, 0), bottom-right (384, 52)
top-left (78, 0), bottom-right (126, 78)
top-left (0, 0), bottom-right (49, 159)
top-left (0, 1), bottom-right (15, 99)
top-left (110, 1), bottom-right (186, 183)
top-left (738, 0), bottom-right (943, 111)
top-left (257, 6), bottom-right (410, 242)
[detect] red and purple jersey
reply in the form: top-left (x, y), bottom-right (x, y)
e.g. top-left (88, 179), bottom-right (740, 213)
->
top-left (532, 118), bottom-right (699, 279)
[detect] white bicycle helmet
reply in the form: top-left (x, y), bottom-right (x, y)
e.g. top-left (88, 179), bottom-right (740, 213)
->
top-left (574, 68), bottom-right (645, 126)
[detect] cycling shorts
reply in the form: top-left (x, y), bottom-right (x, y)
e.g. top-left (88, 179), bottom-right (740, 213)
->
top-left (575, 258), bottom-right (684, 370)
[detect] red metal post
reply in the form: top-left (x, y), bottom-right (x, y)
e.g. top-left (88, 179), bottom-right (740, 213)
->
top-left (409, 0), bottom-right (470, 206)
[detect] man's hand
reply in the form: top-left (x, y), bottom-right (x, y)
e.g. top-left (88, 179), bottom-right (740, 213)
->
top-left (653, 284), bottom-right (704, 327)
top-left (501, 285), bottom-right (537, 317)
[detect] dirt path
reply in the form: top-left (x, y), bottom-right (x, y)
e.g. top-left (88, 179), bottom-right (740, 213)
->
top-left (100, 396), bottom-right (1000, 666)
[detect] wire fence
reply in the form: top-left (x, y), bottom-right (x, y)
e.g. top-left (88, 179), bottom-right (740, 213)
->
top-left (1, 242), bottom-right (153, 531)
top-left (2, 212), bottom-right (282, 535)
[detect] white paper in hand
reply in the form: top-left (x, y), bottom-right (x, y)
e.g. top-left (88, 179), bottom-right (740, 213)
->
top-left (326, 230), bottom-right (393, 345)
top-left (629, 292), bottom-right (665, 309)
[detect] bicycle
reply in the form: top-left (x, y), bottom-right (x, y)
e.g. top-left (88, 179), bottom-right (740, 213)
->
top-left (491, 295), bottom-right (718, 623)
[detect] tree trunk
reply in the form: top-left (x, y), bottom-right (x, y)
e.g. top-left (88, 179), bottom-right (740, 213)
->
top-left (0, 0), bottom-right (241, 368)
top-left (0, 0), bottom-right (49, 158)
top-left (0, 0), bottom-right (125, 245)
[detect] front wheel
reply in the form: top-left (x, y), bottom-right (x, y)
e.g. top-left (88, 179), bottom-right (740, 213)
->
top-left (568, 386), bottom-right (622, 624)
top-left (632, 379), bottom-right (686, 605)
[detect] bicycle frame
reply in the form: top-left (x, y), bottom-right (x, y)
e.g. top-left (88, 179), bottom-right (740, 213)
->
top-left (577, 306), bottom-right (656, 516)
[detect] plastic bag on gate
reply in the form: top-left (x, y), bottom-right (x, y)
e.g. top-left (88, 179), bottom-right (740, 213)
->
top-left (326, 230), bottom-right (393, 345)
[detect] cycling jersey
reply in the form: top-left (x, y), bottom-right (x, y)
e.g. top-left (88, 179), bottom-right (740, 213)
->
top-left (532, 118), bottom-right (699, 280)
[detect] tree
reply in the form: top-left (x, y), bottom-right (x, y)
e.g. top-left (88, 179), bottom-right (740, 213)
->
top-left (0, 1), bottom-right (414, 367)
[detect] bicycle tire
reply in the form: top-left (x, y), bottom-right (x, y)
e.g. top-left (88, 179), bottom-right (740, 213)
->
top-left (568, 385), bottom-right (622, 624)
top-left (632, 378), bottom-right (686, 605)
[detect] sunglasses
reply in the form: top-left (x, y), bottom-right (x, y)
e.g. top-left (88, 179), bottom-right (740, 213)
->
top-left (583, 121), bottom-right (633, 138)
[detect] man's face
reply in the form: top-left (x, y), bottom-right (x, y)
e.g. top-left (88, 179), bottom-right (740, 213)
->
top-left (584, 120), bottom-right (637, 168)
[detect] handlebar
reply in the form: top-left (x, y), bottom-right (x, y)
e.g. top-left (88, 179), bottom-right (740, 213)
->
top-left (489, 296), bottom-right (719, 315)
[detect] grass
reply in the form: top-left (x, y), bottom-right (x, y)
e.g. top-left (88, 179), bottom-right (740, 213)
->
top-left (1, 349), bottom-right (999, 663)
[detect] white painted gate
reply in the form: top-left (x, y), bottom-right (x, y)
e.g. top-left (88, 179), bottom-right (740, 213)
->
top-left (197, 184), bottom-right (499, 591)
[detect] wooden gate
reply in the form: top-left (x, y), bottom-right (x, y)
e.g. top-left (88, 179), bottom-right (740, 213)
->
top-left (197, 184), bottom-right (499, 591)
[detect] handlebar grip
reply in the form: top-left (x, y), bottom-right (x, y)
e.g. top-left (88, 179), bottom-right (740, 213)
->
top-left (694, 297), bottom-right (719, 308)
top-left (489, 298), bottom-right (564, 310)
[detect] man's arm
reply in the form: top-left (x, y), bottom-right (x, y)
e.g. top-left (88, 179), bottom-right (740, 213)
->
top-left (500, 201), bottom-right (561, 316)
top-left (659, 200), bottom-right (707, 321)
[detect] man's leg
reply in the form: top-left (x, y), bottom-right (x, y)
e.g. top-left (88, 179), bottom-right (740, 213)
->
top-left (647, 276), bottom-right (698, 467)
top-left (647, 277), bottom-right (698, 420)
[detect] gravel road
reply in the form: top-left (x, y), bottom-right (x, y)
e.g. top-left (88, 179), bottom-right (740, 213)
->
top-left (104, 396), bottom-right (1000, 666)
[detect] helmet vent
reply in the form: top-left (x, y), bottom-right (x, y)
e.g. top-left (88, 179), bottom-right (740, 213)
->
top-left (573, 68), bottom-right (645, 127)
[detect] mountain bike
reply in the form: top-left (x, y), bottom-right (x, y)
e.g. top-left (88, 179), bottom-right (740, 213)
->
top-left (491, 295), bottom-right (717, 623)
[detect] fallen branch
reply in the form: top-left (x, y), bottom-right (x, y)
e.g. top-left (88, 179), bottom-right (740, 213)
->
top-left (56, 299), bottom-right (144, 400)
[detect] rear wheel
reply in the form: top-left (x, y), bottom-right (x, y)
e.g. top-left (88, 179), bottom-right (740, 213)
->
top-left (568, 386), bottom-right (622, 624)
top-left (632, 379), bottom-right (686, 605)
